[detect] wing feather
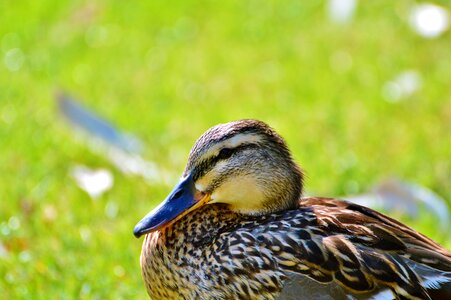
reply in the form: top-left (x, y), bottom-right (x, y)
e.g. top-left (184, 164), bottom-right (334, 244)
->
top-left (267, 197), bottom-right (451, 299)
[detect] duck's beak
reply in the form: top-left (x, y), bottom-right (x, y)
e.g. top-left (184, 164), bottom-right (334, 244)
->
top-left (133, 173), bottom-right (210, 238)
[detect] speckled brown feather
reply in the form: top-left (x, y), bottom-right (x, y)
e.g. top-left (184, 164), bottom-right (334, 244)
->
top-left (140, 199), bottom-right (451, 299)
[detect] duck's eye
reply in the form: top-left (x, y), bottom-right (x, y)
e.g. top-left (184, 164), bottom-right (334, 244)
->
top-left (217, 148), bottom-right (234, 160)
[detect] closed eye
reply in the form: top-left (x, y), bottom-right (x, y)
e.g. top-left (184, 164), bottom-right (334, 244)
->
top-left (217, 148), bottom-right (234, 160)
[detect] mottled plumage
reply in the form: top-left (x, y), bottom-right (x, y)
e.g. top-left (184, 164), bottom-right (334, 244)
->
top-left (135, 120), bottom-right (451, 300)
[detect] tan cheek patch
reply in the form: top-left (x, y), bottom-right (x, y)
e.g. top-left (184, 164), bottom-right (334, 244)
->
top-left (210, 175), bottom-right (265, 212)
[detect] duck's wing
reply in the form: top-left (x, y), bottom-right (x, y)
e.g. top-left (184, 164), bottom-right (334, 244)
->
top-left (261, 197), bottom-right (451, 300)
top-left (298, 197), bottom-right (451, 268)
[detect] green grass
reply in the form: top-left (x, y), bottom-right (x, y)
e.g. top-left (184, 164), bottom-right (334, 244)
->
top-left (1, 0), bottom-right (450, 298)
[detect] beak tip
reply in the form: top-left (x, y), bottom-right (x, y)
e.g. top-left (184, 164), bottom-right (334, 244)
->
top-left (133, 224), bottom-right (145, 238)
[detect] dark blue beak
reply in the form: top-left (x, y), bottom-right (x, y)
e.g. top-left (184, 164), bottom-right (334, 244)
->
top-left (133, 174), bottom-right (207, 238)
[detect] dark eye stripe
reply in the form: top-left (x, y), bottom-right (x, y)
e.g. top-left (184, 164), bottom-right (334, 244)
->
top-left (216, 143), bottom-right (258, 160)
top-left (192, 143), bottom-right (259, 181)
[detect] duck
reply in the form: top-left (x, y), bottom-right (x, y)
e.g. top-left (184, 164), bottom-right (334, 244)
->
top-left (133, 119), bottom-right (451, 300)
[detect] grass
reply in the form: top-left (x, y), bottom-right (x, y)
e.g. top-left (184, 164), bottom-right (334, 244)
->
top-left (1, 0), bottom-right (450, 298)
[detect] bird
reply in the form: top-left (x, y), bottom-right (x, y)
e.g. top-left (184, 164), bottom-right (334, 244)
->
top-left (133, 119), bottom-right (451, 300)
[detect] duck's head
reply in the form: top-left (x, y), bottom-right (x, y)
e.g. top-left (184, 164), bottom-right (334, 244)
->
top-left (134, 120), bottom-right (303, 237)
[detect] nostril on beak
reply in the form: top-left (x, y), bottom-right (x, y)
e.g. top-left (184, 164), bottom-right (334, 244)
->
top-left (173, 189), bottom-right (184, 199)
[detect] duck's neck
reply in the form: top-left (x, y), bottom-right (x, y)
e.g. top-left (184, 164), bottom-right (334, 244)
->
top-left (140, 204), bottom-right (246, 299)
top-left (159, 204), bottom-right (246, 246)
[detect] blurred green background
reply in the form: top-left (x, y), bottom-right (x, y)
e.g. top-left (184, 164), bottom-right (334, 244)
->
top-left (1, 0), bottom-right (450, 299)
